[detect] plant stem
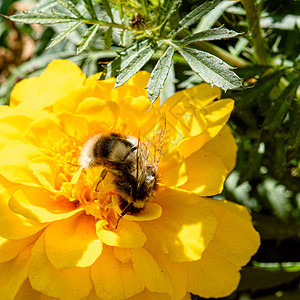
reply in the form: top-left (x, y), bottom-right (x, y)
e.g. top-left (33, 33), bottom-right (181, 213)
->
top-left (83, 19), bottom-right (125, 29)
top-left (241, 0), bottom-right (268, 66)
top-left (195, 41), bottom-right (249, 68)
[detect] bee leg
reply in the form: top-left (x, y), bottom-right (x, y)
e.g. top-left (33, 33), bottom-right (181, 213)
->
top-left (114, 202), bottom-right (134, 229)
top-left (95, 168), bottom-right (108, 192)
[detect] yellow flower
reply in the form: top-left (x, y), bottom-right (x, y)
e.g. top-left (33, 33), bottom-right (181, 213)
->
top-left (0, 60), bottom-right (260, 300)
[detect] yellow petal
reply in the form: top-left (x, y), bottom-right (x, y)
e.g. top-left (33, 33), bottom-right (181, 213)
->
top-left (113, 71), bottom-right (150, 100)
top-left (209, 199), bottom-right (260, 266)
top-left (0, 115), bottom-right (33, 149)
top-left (76, 97), bottom-right (120, 129)
top-left (29, 233), bottom-right (92, 299)
top-left (131, 248), bottom-right (174, 295)
top-left (29, 157), bottom-right (60, 192)
top-left (178, 99), bottom-right (234, 158)
top-left (96, 219), bottom-right (146, 248)
top-left (0, 140), bottom-right (43, 187)
top-left (139, 188), bottom-right (217, 262)
top-left (159, 147), bottom-right (188, 187)
top-left (202, 125), bottom-right (237, 173)
top-left (117, 96), bottom-right (155, 136)
top-left (155, 254), bottom-right (188, 299)
top-left (0, 141), bottom-right (40, 186)
top-left (0, 196), bottom-right (46, 240)
top-left (45, 213), bottom-right (102, 269)
top-left (161, 83), bottom-right (221, 152)
top-left (0, 245), bottom-right (32, 300)
top-left (9, 188), bottom-right (82, 223)
top-left (15, 279), bottom-right (43, 300)
top-left (178, 149), bottom-right (228, 196)
top-left (24, 118), bottom-right (65, 150)
top-left (163, 83), bottom-right (221, 112)
top-left (186, 200), bottom-right (260, 298)
top-left (91, 246), bottom-right (145, 300)
top-left (113, 247), bottom-right (132, 263)
top-left (11, 60), bottom-right (86, 109)
top-left (86, 75), bottom-right (115, 100)
top-left (186, 247), bottom-right (241, 298)
top-left (53, 86), bottom-right (92, 114)
top-left (57, 112), bottom-right (89, 141)
top-left (130, 289), bottom-right (175, 300)
top-left (0, 234), bottom-right (38, 263)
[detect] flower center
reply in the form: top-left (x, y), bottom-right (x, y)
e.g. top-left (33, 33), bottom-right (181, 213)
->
top-left (51, 137), bottom-right (120, 227)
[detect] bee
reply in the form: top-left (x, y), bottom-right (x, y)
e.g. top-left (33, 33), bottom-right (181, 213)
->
top-left (79, 119), bottom-right (166, 228)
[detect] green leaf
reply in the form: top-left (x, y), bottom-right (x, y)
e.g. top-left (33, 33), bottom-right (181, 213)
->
top-left (147, 46), bottom-right (175, 104)
top-left (100, 40), bottom-right (151, 79)
top-left (101, 0), bottom-right (114, 21)
top-left (160, 62), bottom-right (176, 105)
top-left (47, 21), bottom-right (82, 48)
top-left (160, 0), bottom-right (182, 26)
top-left (29, 0), bottom-right (57, 12)
top-left (8, 12), bottom-right (79, 24)
top-left (263, 77), bottom-right (300, 130)
top-left (175, 44), bottom-right (242, 91)
top-left (195, 0), bottom-right (238, 31)
top-left (169, 0), bottom-right (222, 37)
top-left (288, 99), bottom-right (300, 149)
top-left (104, 26), bottom-right (113, 50)
top-left (115, 44), bottom-right (155, 88)
top-left (179, 26), bottom-right (242, 45)
top-left (77, 24), bottom-right (100, 54)
top-left (56, 0), bottom-right (83, 18)
top-left (253, 262), bottom-right (300, 273)
top-left (82, 0), bottom-right (97, 19)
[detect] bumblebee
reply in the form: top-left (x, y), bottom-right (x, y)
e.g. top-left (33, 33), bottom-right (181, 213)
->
top-left (79, 124), bottom-right (165, 227)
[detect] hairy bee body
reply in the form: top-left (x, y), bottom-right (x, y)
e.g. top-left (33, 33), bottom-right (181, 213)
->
top-left (79, 132), bottom-right (160, 216)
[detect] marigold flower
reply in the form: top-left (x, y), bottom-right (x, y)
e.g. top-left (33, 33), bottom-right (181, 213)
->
top-left (0, 60), bottom-right (260, 300)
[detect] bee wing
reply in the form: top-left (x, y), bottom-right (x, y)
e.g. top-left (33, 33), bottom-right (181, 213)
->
top-left (146, 112), bottom-right (166, 170)
top-left (136, 137), bottom-right (149, 189)
top-left (135, 113), bottom-right (166, 190)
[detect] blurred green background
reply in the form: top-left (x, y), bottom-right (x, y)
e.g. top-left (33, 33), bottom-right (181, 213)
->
top-left (1, 0), bottom-right (299, 299)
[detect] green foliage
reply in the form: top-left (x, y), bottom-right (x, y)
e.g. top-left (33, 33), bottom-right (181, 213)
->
top-left (5, 0), bottom-right (243, 103)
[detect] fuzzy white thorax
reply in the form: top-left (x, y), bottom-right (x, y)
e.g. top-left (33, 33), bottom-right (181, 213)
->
top-left (79, 134), bottom-right (102, 169)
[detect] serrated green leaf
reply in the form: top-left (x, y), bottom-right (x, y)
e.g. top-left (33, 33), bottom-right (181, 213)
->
top-left (56, 0), bottom-right (83, 18)
top-left (8, 12), bottom-right (79, 24)
top-left (160, 62), bottom-right (176, 105)
top-left (77, 24), bottom-right (99, 54)
top-left (169, 0), bottom-right (222, 37)
top-left (147, 46), bottom-right (174, 104)
top-left (179, 26), bottom-right (242, 45)
top-left (29, 0), bottom-right (57, 12)
top-left (47, 21), bottom-right (83, 48)
top-left (115, 45), bottom-right (155, 88)
top-left (160, 0), bottom-right (182, 26)
top-left (175, 44), bottom-right (242, 91)
top-left (101, 0), bottom-right (114, 21)
top-left (104, 26), bottom-right (113, 50)
top-left (82, 0), bottom-right (97, 19)
top-left (101, 40), bottom-right (151, 79)
top-left (196, 0), bottom-right (238, 31)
